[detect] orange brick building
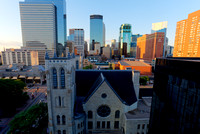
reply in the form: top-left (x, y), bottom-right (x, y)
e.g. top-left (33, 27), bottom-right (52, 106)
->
top-left (136, 32), bottom-right (164, 61)
top-left (173, 10), bottom-right (200, 57)
top-left (118, 60), bottom-right (152, 75)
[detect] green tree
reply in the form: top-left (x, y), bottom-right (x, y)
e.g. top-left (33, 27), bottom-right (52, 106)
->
top-left (140, 76), bottom-right (150, 85)
top-left (0, 79), bottom-right (29, 116)
top-left (8, 103), bottom-right (48, 134)
top-left (83, 64), bottom-right (93, 69)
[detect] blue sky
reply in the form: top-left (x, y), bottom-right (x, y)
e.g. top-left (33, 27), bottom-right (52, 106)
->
top-left (0, 0), bottom-right (200, 51)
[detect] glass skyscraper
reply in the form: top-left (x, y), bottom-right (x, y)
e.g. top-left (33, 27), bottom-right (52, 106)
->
top-left (119, 24), bottom-right (132, 56)
top-left (20, 0), bottom-right (67, 55)
top-left (131, 34), bottom-right (142, 58)
top-left (90, 15), bottom-right (104, 50)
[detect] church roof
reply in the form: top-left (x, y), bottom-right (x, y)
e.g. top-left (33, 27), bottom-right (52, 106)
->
top-left (75, 70), bottom-right (137, 106)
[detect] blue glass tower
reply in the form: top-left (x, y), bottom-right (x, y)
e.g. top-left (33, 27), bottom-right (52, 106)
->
top-left (131, 34), bottom-right (142, 58)
top-left (119, 24), bottom-right (132, 56)
top-left (90, 15), bottom-right (104, 50)
top-left (21, 0), bottom-right (67, 56)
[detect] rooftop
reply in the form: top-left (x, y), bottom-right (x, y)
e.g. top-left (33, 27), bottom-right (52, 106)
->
top-left (120, 60), bottom-right (151, 67)
top-left (125, 97), bottom-right (152, 119)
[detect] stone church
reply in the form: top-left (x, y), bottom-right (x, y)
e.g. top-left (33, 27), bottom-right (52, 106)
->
top-left (45, 53), bottom-right (150, 134)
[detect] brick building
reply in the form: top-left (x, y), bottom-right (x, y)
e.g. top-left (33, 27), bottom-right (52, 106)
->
top-left (136, 32), bottom-right (164, 61)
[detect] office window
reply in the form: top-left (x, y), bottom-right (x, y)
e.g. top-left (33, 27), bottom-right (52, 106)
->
top-left (107, 121), bottom-right (110, 129)
top-left (60, 68), bottom-right (65, 88)
top-left (102, 121), bottom-right (105, 128)
top-left (97, 121), bottom-right (100, 129)
top-left (88, 111), bottom-right (93, 119)
top-left (142, 124), bottom-right (145, 129)
top-left (52, 68), bottom-right (57, 88)
top-left (88, 121), bottom-right (93, 129)
top-left (63, 130), bottom-right (66, 134)
top-left (57, 115), bottom-right (60, 125)
top-left (114, 121), bottom-right (119, 129)
top-left (115, 110), bottom-right (120, 118)
top-left (58, 130), bottom-right (61, 134)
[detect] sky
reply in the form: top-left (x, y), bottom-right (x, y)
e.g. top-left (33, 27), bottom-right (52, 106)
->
top-left (0, 0), bottom-right (200, 51)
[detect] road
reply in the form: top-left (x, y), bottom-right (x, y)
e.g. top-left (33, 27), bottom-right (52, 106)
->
top-left (0, 85), bottom-right (47, 134)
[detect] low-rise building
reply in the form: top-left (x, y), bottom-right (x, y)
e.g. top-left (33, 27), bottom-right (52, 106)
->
top-left (118, 60), bottom-right (152, 75)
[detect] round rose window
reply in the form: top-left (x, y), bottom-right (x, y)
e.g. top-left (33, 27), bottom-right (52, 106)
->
top-left (97, 105), bottom-right (111, 117)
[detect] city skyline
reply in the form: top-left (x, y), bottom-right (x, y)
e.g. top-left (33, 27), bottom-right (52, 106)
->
top-left (1, 0), bottom-right (200, 51)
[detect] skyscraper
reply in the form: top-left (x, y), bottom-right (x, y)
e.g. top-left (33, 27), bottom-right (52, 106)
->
top-left (151, 21), bottom-right (168, 57)
top-left (19, 0), bottom-right (67, 56)
top-left (173, 10), bottom-right (200, 57)
top-left (119, 24), bottom-right (132, 56)
top-left (90, 15), bottom-right (104, 50)
top-left (68, 29), bottom-right (84, 55)
top-left (131, 34), bottom-right (142, 58)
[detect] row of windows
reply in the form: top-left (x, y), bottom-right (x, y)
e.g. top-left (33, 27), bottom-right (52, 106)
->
top-left (57, 115), bottom-right (66, 125)
top-left (88, 121), bottom-right (119, 129)
top-left (77, 122), bottom-right (84, 129)
top-left (57, 130), bottom-right (66, 134)
top-left (137, 124), bottom-right (148, 129)
top-left (53, 68), bottom-right (65, 89)
top-left (87, 110), bottom-right (120, 119)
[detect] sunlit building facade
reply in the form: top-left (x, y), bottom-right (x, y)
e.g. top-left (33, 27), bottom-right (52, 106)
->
top-left (151, 21), bottom-right (168, 57)
top-left (173, 10), bottom-right (200, 57)
top-left (20, 0), bottom-right (67, 56)
top-left (90, 15), bottom-right (104, 50)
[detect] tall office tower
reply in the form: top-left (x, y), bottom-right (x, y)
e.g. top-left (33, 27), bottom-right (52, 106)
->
top-left (103, 23), bottom-right (106, 46)
top-left (173, 10), bottom-right (200, 57)
top-left (136, 32), bottom-right (164, 61)
top-left (19, 0), bottom-right (67, 56)
top-left (149, 58), bottom-right (200, 134)
top-left (119, 24), bottom-right (132, 57)
top-left (111, 39), bottom-right (116, 49)
top-left (90, 15), bottom-right (104, 50)
top-left (131, 34), bottom-right (142, 58)
top-left (68, 29), bottom-right (84, 55)
top-left (151, 21), bottom-right (168, 57)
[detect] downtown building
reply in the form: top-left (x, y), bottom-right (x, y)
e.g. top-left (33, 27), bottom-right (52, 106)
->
top-left (173, 10), bottom-right (200, 57)
top-left (68, 29), bottom-right (84, 55)
top-left (45, 54), bottom-right (151, 134)
top-left (19, 0), bottom-right (67, 57)
top-left (119, 24), bottom-right (132, 57)
top-left (90, 15), bottom-right (105, 50)
top-left (131, 34), bottom-right (142, 58)
top-left (149, 58), bottom-right (200, 134)
top-left (136, 32), bottom-right (165, 61)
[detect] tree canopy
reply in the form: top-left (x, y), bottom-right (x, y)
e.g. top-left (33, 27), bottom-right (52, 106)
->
top-left (0, 79), bottom-right (29, 117)
top-left (8, 103), bottom-right (48, 134)
top-left (140, 76), bottom-right (150, 85)
top-left (83, 64), bottom-right (93, 69)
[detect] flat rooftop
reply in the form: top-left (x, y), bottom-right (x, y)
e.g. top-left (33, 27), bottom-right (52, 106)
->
top-left (120, 60), bottom-right (151, 67)
top-left (125, 97), bottom-right (152, 119)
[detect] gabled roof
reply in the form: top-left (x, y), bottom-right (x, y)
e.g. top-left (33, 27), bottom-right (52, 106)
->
top-left (75, 70), bottom-right (137, 106)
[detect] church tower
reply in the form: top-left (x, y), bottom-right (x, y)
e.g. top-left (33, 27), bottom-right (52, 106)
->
top-left (45, 53), bottom-right (76, 134)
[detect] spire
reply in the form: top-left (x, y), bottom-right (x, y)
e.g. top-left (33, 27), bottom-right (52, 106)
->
top-left (45, 51), bottom-right (49, 59)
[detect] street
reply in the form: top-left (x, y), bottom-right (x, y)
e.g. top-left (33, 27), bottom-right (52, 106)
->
top-left (0, 85), bottom-right (47, 134)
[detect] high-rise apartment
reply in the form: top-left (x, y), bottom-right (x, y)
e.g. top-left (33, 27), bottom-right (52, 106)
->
top-left (173, 10), bottom-right (200, 57)
top-left (119, 24), bottom-right (132, 56)
top-left (151, 21), bottom-right (168, 57)
top-left (19, 0), bottom-right (67, 56)
top-left (90, 15), bottom-right (104, 50)
top-left (136, 32), bottom-right (164, 61)
top-left (68, 29), bottom-right (84, 55)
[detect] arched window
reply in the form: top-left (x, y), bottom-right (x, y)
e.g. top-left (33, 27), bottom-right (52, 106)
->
top-left (52, 68), bottom-right (57, 88)
top-left (63, 130), bottom-right (66, 134)
top-left (59, 96), bottom-right (61, 107)
top-left (58, 130), bottom-right (61, 134)
top-left (60, 68), bottom-right (65, 88)
top-left (88, 111), bottom-right (93, 119)
top-left (115, 110), bottom-right (120, 118)
top-left (62, 115), bottom-right (66, 125)
top-left (57, 115), bottom-right (60, 125)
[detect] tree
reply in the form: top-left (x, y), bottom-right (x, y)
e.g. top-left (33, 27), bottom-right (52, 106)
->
top-left (83, 64), bottom-right (93, 69)
top-left (8, 103), bottom-right (48, 134)
top-left (0, 79), bottom-right (29, 117)
top-left (140, 76), bottom-right (150, 85)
